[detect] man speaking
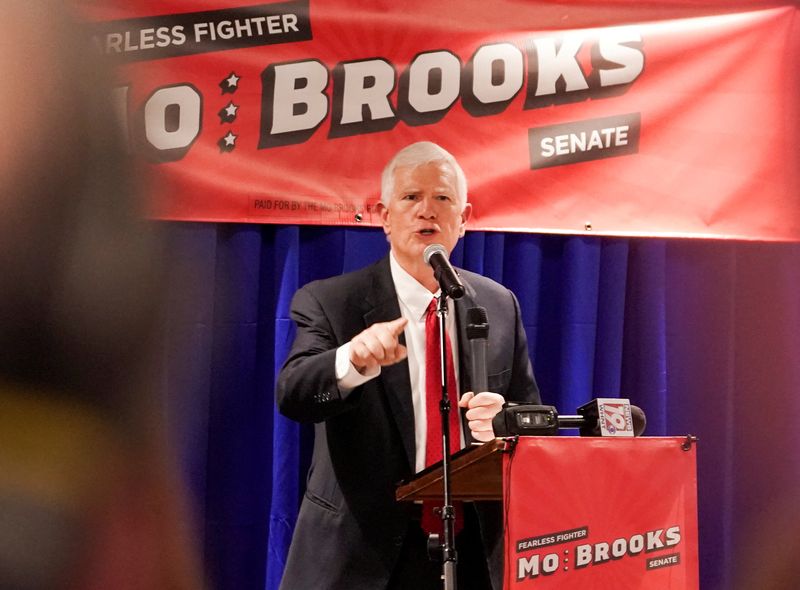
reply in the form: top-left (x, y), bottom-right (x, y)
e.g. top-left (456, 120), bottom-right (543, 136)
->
top-left (277, 141), bottom-right (540, 589)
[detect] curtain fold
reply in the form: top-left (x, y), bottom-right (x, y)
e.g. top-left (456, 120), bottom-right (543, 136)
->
top-left (159, 223), bottom-right (800, 590)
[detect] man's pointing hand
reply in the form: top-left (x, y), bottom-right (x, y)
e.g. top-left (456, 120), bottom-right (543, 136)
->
top-left (349, 317), bottom-right (408, 373)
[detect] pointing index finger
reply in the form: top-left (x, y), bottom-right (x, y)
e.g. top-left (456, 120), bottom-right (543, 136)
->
top-left (386, 316), bottom-right (408, 336)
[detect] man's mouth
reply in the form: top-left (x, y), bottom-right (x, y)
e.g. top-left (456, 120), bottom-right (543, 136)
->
top-left (419, 228), bottom-right (436, 236)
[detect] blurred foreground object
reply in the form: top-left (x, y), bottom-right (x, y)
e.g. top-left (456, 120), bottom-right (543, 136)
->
top-left (0, 2), bottom-right (203, 588)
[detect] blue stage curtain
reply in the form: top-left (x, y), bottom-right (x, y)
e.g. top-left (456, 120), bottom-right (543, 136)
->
top-left (159, 223), bottom-right (800, 590)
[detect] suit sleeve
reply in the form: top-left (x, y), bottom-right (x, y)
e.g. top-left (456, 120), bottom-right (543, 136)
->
top-left (276, 285), bottom-right (365, 423)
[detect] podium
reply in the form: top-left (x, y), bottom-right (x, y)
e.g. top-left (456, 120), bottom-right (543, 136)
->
top-left (397, 436), bottom-right (699, 590)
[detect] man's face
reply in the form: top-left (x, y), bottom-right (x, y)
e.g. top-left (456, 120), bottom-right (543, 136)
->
top-left (379, 160), bottom-right (472, 272)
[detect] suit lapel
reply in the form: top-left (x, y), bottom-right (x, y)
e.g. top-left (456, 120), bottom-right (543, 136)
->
top-left (363, 257), bottom-right (416, 472)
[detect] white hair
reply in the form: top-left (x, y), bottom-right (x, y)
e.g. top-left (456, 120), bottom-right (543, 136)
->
top-left (380, 141), bottom-right (468, 209)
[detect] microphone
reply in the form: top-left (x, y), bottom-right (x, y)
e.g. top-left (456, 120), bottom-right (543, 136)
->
top-left (492, 399), bottom-right (647, 437)
top-left (570, 399), bottom-right (646, 437)
top-left (466, 307), bottom-right (489, 393)
top-left (423, 244), bottom-right (465, 299)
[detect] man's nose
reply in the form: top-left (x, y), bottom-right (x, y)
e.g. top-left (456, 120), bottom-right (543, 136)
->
top-left (416, 196), bottom-right (436, 218)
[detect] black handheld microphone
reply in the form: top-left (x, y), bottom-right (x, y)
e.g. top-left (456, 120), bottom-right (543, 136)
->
top-left (466, 307), bottom-right (489, 393)
top-left (492, 399), bottom-right (647, 437)
top-left (567, 399), bottom-right (647, 437)
top-left (423, 244), bottom-right (465, 299)
top-left (566, 401), bottom-right (649, 436)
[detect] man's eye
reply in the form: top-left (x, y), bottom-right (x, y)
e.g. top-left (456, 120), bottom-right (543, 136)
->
top-left (402, 194), bottom-right (417, 200)
top-left (436, 194), bottom-right (451, 201)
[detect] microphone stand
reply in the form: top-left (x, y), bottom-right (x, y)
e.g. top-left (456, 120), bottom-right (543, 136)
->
top-left (432, 292), bottom-right (457, 590)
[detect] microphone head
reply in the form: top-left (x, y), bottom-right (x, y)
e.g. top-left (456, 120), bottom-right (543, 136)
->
top-left (423, 243), bottom-right (447, 265)
top-left (631, 405), bottom-right (647, 437)
top-left (466, 306), bottom-right (489, 340)
top-left (577, 398), bottom-right (647, 437)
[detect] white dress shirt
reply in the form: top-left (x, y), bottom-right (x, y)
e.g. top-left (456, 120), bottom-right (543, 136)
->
top-left (335, 252), bottom-right (463, 472)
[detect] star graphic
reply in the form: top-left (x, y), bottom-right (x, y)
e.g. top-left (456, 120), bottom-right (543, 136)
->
top-left (218, 131), bottom-right (238, 153)
top-left (220, 72), bottom-right (241, 94)
top-left (218, 101), bottom-right (239, 123)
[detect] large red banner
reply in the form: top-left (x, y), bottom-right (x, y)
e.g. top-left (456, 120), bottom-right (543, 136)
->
top-left (503, 437), bottom-right (699, 589)
top-left (82, 1), bottom-right (800, 240)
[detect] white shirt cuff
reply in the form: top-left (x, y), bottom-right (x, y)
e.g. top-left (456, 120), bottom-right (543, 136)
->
top-left (335, 342), bottom-right (381, 390)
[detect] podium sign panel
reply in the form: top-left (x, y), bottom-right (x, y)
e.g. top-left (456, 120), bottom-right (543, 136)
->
top-left (503, 437), bottom-right (698, 589)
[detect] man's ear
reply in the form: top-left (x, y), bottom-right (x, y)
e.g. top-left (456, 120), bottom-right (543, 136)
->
top-left (459, 202), bottom-right (473, 237)
top-left (377, 202), bottom-right (390, 236)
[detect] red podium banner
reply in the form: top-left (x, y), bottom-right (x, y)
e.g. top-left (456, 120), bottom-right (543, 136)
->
top-left (79, 1), bottom-right (800, 240)
top-left (503, 437), bottom-right (699, 589)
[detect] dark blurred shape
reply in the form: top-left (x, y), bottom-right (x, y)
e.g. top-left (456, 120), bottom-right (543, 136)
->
top-left (0, 2), bottom-right (202, 588)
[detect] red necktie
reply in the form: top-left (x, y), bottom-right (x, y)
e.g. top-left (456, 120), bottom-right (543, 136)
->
top-left (422, 297), bottom-right (463, 537)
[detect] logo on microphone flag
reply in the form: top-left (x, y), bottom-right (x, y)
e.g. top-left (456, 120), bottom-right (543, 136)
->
top-left (597, 398), bottom-right (634, 437)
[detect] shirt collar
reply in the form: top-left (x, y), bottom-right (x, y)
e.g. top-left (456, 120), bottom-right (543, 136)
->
top-left (389, 252), bottom-right (440, 321)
